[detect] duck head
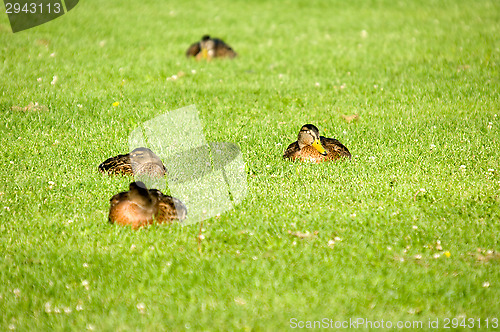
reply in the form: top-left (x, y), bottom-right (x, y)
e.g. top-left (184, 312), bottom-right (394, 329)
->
top-left (128, 181), bottom-right (157, 208)
top-left (200, 35), bottom-right (214, 59)
top-left (297, 124), bottom-right (327, 155)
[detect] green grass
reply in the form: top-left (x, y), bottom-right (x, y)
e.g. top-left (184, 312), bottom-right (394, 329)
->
top-left (1, 0), bottom-right (499, 330)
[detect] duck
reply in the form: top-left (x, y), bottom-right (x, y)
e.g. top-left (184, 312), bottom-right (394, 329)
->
top-left (186, 35), bottom-right (237, 60)
top-left (283, 124), bottom-right (351, 163)
top-left (108, 181), bottom-right (187, 229)
top-left (98, 147), bottom-right (167, 177)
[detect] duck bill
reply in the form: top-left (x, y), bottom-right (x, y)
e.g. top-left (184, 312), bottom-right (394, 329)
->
top-left (312, 139), bottom-right (327, 156)
top-left (201, 48), bottom-right (208, 59)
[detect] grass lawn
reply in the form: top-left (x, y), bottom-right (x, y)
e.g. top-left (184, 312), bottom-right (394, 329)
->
top-left (1, 0), bottom-right (499, 330)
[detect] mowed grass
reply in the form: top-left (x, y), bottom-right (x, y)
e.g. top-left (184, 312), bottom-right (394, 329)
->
top-left (0, 0), bottom-right (499, 330)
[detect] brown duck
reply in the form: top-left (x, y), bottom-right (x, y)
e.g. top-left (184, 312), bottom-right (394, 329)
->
top-left (283, 124), bottom-right (351, 163)
top-left (108, 181), bottom-right (187, 229)
top-left (98, 147), bottom-right (166, 177)
top-left (186, 35), bottom-right (237, 60)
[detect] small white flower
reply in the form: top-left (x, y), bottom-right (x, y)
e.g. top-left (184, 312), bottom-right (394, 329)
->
top-left (334, 236), bottom-right (341, 241)
top-left (191, 69), bottom-right (196, 74)
top-left (430, 144), bottom-right (436, 149)
top-left (292, 241), bottom-right (297, 246)
top-left (412, 225), bottom-right (418, 230)
top-left (252, 256), bottom-right (257, 260)
top-left (198, 234), bottom-right (205, 240)
top-left (37, 77), bottom-right (42, 82)
top-left (482, 281), bottom-right (490, 288)
top-left (433, 253), bottom-right (441, 259)
top-left (328, 240), bottom-right (335, 246)
top-left (64, 307), bottom-right (72, 314)
top-left (415, 254), bottom-right (422, 260)
top-left (13, 288), bottom-right (20, 296)
top-left (8, 324), bottom-right (15, 330)
top-left (77, 104), bottom-right (83, 108)
top-left (387, 246), bottom-right (392, 251)
top-left (44, 302), bottom-right (52, 313)
top-left (136, 303), bottom-right (146, 314)
top-left (488, 168), bottom-right (495, 172)
top-left (487, 122), bottom-right (493, 129)
top-left (51, 76), bottom-right (58, 85)
top-left (149, 246), bottom-right (155, 251)
top-left (315, 82), bottom-right (320, 87)
top-left (81, 280), bottom-right (89, 290)
top-left (50, 52), bottom-right (56, 57)
top-left (82, 263), bottom-right (88, 268)
top-left (459, 165), bottom-right (466, 170)
top-left (350, 213), bottom-right (356, 218)
top-left (87, 324), bottom-right (95, 330)
top-left (76, 304), bottom-right (84, 311)
top-left (130, 244), bottom-right (136, 250)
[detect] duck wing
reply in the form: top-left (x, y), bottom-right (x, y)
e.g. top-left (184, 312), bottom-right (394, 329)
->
top-left (212, 38), bottom-right (237, 58)
top-left (186, 41), bottom-right (201, 57)
top-left (283, 141), bottom-right (301, 160)
top-left (99, 153), bottom-right (133, 175)
top-left (152, 190), bottom-right (187, 224)
top-left (320, 136), bottom-right (351, 159)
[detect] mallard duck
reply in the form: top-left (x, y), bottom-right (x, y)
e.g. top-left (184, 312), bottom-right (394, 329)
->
top-left (186, 35), bottom-right (237, 60)
top-left (108, 181), bottom-right (187, 229)
top-left (283, 124), bottom-right (351, 163)
top-left (98, 147), bottom-right (166, 177)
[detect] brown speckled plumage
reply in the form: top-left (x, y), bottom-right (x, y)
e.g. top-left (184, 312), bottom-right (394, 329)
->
top-left (108, 182), bottom-right (187, 229)
top-left (186, 35), bottom-right (237, 60)
top-left (283, 124), bottom-right (351, 163)
top-left (98, 147), bottom-right (167, 177)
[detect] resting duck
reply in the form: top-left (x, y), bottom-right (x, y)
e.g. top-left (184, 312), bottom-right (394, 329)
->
top-left (98, 147), bottom-right (166, 177)
top-left (108, 181), bottom-right (187, 229)
top-left (186, 35), bottom-right (237, 60)
top-left (283, 124), bottom-right (351, 163)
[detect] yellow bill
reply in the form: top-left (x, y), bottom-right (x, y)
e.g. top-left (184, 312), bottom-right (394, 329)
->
top-left (312, 139), bottom-right (327, 156)
top-left (201, 48), bottom-right (208, 59)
